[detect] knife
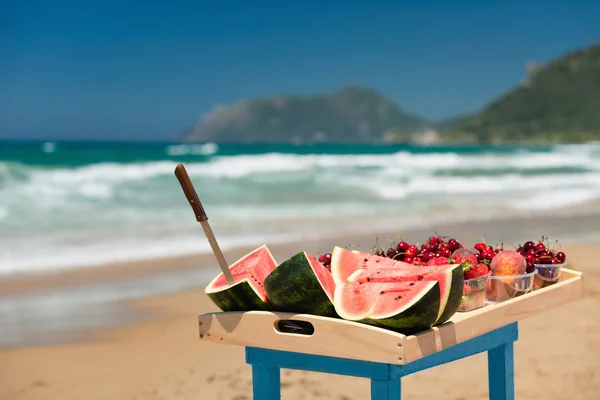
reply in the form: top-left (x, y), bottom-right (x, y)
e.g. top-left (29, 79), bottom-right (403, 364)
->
top-left (174, 163), bottom-right (235, 285)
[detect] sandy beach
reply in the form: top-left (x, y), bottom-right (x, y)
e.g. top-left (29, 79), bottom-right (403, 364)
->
top-left (1, 218), bottom-right (600, 400)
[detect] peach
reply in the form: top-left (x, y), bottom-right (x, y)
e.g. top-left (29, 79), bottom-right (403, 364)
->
top-left (490, 250), bottom-right (526, 276)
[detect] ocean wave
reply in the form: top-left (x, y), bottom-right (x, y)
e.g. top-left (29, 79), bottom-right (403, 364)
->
top-left (2, 145), bottom-right (600, 275)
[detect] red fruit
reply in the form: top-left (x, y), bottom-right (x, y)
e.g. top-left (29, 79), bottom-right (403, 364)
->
top-left (405, 245), bottom-right (418, 257)
top-left (517, 249), bottom-right (526, 257)
top-left (527, 248), bottom-right (537, 256)
top-left (526, 261), bottom-right (536, 273)
top-left (523, 241), bottom-right (535, 252)
top-left (463, 283), bottom-right (472, 296)
top-left (474, 263), bottom-right (489, 277)
top-left (551, 258), bottom-right (560, 265)
top-left (556, 251), bottom-right (566, 263)
top-left (428, 236), bottom-right (441, 245)
top-left (464, 263), bottom-right (489, 280)
top-left (475, 253), bottom-right (485, 263)
top-left (404, 256), bottom-right (414, 264)
top-left (535, 242), bottom-right (546, 253)
top-left (387, 248), bottom-right (399, 259)
top-left (483, 250), bottom-right (496, 260)
top-left (474, 242), bottom-right (487, 253)
top-left (396, 241), bottom-right (410, 252)
top-left (452, 254), bottom-right (464, 264)
top-left (466, 255), bottom-right (478, 266)
top-left (448, 238), bottom-right (461, 251)
top-left (427, 257), bottom-right (450, 266)
top-left (538, 251), bottom-right (552, 264)
top-left (525, 253), bottom-right (536, 264)
top-left (439, 247), bottom-right (451, 257)
top-left (421, 251), bottom-right (434, 262)
top-left (318, 253), bottom-right (332, 265)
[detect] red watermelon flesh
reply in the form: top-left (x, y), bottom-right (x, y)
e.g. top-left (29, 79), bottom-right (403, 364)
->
top-left (330, 246), bottom-right (414, 285)
top-left (205, 245), bottom-right (278, 311)
top-left (334, 281), bottom-right (436, 322)
top-left (347, 265), bottom-right (461, 322)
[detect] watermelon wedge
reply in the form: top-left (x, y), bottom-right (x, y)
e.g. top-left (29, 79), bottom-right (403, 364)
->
top-left (264, 251), bottom-right (337, 317)
top-left (347, 264), bottom-right (464, 325)
top-left (330, 246), bottom-right (414, 285)
top-left (205, 245), bottom-right (278, 311)
top-left (334, 280), bottom-right (441, 334)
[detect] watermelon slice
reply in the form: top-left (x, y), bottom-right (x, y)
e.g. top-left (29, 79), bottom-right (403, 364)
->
top-left (334, 280), bottom-right (441, 334)
top-left (330, 246), bottom-right (414, 285)
top-left (205, 245), bottom-right (278, 311)
top-left (347, 264), bottom-right (464, 325)
top-left (264, 251), bottom-right (338, 317)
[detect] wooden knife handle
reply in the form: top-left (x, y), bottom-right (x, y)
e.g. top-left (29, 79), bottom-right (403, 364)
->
top-left (174, 163), bottom-right (208, 222)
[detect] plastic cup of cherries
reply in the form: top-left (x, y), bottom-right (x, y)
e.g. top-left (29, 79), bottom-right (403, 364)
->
top-left (517, 236), bottom-right (567, 289)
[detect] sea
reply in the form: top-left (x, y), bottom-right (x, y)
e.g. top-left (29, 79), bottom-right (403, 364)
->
top-left (2, 140), bottom-right (600, 276)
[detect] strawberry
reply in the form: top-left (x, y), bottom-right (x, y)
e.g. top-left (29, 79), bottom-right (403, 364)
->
top-left (464, 263), bottom-right (489, 280)
top-left (466, 255), bottom-right (478, 266)
top-left (474, 263), bottom-right (489, 277)
top-left (452, 254), bottom-right (464, 264)
top-left (463, 283), bottom-right (472, 296)
top-left (427, 257), bottom-right (450, 266)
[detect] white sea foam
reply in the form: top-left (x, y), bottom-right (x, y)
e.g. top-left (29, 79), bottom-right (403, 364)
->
top-left (2, 146), bottom-right (600, 275)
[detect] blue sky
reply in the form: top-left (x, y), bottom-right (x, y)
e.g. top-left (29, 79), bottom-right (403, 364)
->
top-left (1, 0), bottom-right (600, 141)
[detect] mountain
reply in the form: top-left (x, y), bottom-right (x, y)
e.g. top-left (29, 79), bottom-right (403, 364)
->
top-left (184, 85), bottom-right (432, 144)
top-left (447, 43), bottom-right (600, 143)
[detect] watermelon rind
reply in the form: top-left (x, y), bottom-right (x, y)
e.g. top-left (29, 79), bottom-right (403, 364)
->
top-left (334, 280), bottom-right (441, 334)
top-left (204, 245), bottom-right (277, 312)
top-left (433, 264), bottom-right (464, 325)
top-left (264, 251), bottom-right (338, 317)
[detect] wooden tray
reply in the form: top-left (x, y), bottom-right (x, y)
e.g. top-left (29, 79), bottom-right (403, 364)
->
top-left (198, 268), bottom-right (584, 365)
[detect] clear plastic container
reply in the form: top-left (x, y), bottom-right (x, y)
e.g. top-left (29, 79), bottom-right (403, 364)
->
top-left (533, 262), bottom-right (567, 289)
top-left (486, 270), bottom-right (538, 303)
top-left (458, 272), bottom-right (490, 312)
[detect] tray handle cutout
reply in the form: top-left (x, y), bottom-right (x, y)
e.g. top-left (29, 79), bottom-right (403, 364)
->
top-left (274, 319), bottom-right (315, 336)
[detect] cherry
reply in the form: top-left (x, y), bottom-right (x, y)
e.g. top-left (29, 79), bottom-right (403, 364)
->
top-left (517, 249), bottom-right (526, 257)
top-left (439, 247), bottom-right (451, 258)
top-left (387, 248), bottom-right (398, 259)
top-left (404, 256), bottom-right (414, 264)
top-left (413, 256), bottom-right (422, 264)
top-left (448, 238), bottom-right (461, 251)
top-left (538, 251), bottom-right (552, 264)
top-left (396, 241), bottom-right (410, 252)
top-left (428, 236), bottom-right (441, 245)
top-left (405, 245), bottom-right (418, 257)
top-left (318, 253), bottom-right (332, 265)
top-left (421, 252), bottom-right (434, 262)
top-left (556, 251), bottom-right (566, 263)
top-left (525, 253), bottom-right (536, 264)
top-left (484, 250), bottom-right (496, 260)
top-left (474, 242), bottom-right (487, 254)
top-left (526, 261), bottom-right (536, 273)
top-left (551, 258), bottom-right (561, 265)
top-left (535, 242), bottom-right (546, 253)
top-left (523, 241), bottom-right (535, 252)
top-left (475, 253), bottom-right (485, 263)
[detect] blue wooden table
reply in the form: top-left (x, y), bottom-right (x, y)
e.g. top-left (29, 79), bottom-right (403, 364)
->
top-left (245, 322), bottom-right (518, 400)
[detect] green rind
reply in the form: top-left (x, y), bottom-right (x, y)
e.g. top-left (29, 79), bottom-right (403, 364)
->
top-left (434, 264), bottom-right (465, 325)
top-left (206, 280), bottom-right (272, 312)
top-left (366, 281), bottom-right (441, 334)
top-left (264, 252), bottom-right (338, 317)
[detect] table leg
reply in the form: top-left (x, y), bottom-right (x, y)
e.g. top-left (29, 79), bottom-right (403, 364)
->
top-left (371, 378), bottom-right (401, 400)
top-left (251, 365), bottom-right (280, 400)
top-left (487, 342), bottom-right (515, 400)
